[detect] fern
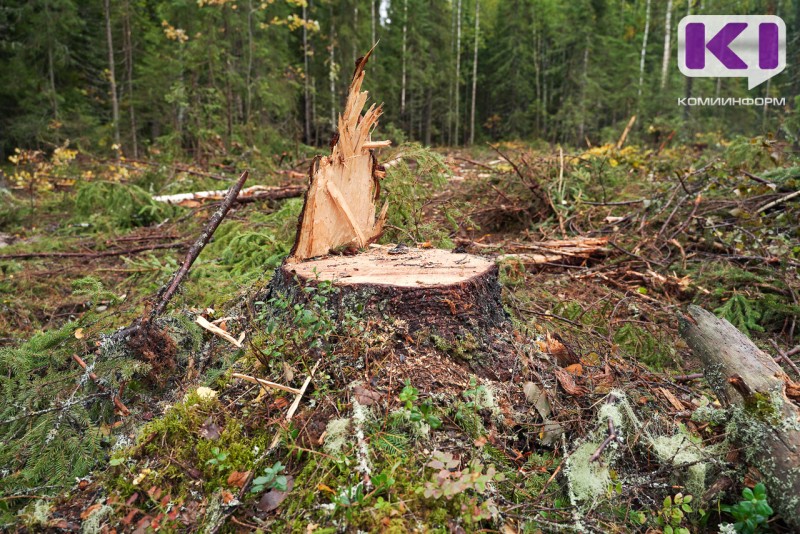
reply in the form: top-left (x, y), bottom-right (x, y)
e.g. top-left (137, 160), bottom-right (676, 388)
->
top-left (714, 294), bottom-right (765, 337)
top-left (73, 181), bottom-right (176, 230)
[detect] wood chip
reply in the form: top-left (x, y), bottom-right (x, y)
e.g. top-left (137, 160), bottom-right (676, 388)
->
top-left (196, 315), bottom-right (243, 347)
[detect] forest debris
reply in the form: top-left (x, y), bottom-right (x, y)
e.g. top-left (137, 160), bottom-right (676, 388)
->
top-left (553, 366), bottom-right (587, 397)
top-left (288, 48), bottom-right (388, 262)
top-left (152, 184), bottom-right (304, 206)
top-left (659, 387), bottom-right (686, 411)
top-left (756, 189), bottom-right (800, 213)
top-left (268, 360), bottom-right (321, 451)
top-left (196, 316), bottom-right (243, 348)
top-left (230, 373), bottom-right (301, 395)
top-left (71, 354), bottom-right (130, 416)
top-left (615, 115), bottom-right (637, 149)
top-left (680, 304), bottom-right (800, 527)
top-left (496, 237), bottom-right (609, 266)
top-left (0, 241), bottom-right (187, 261)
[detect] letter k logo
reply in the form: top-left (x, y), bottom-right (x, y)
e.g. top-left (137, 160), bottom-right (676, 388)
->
top-left (686, 22), bottom-right (748, 69)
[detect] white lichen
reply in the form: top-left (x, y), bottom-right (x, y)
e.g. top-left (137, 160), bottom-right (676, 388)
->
top-left (322, 417), bottom-right (352, 456)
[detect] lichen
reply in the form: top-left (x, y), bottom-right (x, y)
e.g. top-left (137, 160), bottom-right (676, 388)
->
top-left (322, 417), bottom-right (352, 456)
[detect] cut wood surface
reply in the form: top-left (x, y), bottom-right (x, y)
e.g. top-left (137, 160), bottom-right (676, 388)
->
top-left (288, 47), bottom-right (389, 262)
top-left (152, 184), bottom-right (304, 206)
top-left (680, 304), bottom-right (800, 527)
top-left (273, 246), bottom-right (506, 336)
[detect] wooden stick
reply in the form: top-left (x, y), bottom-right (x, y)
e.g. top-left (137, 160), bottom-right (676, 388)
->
top-left (769, 339), bottom-right (800, 379)
top-left (72, 354), bottom-right (130, 416)
top-left (268, 360), bottom-right (321, 450)
top-left (151, 170), bottom-right (249, 319)
top-left (152, 184), bottom-right (304, 205)
top-left (615, 115), bottom-right (637, 150)
top-left (362, 140), bottom-right (392, 150)
top-left (195, 316), bottom-right (243, 348)
top-left (231, 373), bottom-right (301, 395)
top-left (0, 242), bottom-right (186, 261)
top-left (756, 190), bottom-right (800, 213)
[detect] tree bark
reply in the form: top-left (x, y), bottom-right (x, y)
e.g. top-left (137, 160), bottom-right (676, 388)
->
top-left (123, 0), bottom-right (138, 158)
top-left (401, 0), bottom-right (408, 116)
top-left (453, 0), bottom-right (462, 145)
top-left (679, 305), bottom-right (800, 528)
top-left (469, 0), bottom-right (479, 145)
top-left (104, 0), bottom-right (121, 151)
top-left (638, 0), bottom-right (651, 100)
top-left (303, 2), bottom-right (311, 143)
top-left (660, 0), bottom-right (673, 89)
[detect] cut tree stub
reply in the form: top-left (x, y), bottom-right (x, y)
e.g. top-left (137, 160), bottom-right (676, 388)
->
top-left (273, 247), bottom-right (507, 336)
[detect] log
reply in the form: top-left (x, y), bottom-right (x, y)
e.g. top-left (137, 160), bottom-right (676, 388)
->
top-left (273, 247), bottom-right (506, 336)
top-left (679, 305), bottom-right (800, 527)
top-left (152, 184), bottom-right (304, 206)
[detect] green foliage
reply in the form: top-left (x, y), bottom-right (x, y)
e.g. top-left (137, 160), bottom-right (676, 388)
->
top-left (398, 381), bottom-right (442, 429)
top-left (655, 493), bottom-right (694, 534)
top-left (722, 483), bottom-right (773, 534)
top-left (0, 278), bottom-right (146, 506)
top-left (205, 447), bottom-right (231, 472)
top-left (251, 462), bottom-right (289, 494)
top-left (73, 181), bottom-right (176, 230)
top-left (714, 294), bottom-right (765, 337)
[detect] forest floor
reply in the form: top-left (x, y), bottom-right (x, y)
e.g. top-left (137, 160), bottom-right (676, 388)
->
top-left (1, 136), bottom-right (799, 532)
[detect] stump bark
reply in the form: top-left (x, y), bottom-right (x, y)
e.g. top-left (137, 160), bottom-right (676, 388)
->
top-left (679, 305), bottom-right (800, 527)
top-left (273, 247), bottom-right (507, 336)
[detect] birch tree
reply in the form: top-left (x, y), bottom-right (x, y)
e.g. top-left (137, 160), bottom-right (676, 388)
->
top-left (660, 0), bottom-right (673, 89)
top-left (469, 0), bottom-right (479, 145)
top-left (638, 0), bottom-right (651, 99)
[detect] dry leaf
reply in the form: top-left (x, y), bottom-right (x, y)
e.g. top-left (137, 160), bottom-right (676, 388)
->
top-left (353, 385), bottom-right (382, 406)
top-left (522, 382), bottom-right (552, 419)
top-left (80, 503), bottom-right (102, 520)
top-left (553, 366), bottom-right (587, 396)
top-left (564, 363), bottom-right (583, 376)
top-left (74, 328), bottom-right (84, 339)
top-left (198, 416), bottom-right (222, 440)
top-left (220, 490), bottom-right (236, 504)
top-left (227, 470), bottom-right (251, 488)
top-left (257, 476), bottom-right (294, 512)
top-left (546, 332), bottom-right (580, 366)
top-left (474, 436), bottom-right (488, 447)
top-left (317, 483), bottom-right (335, 494)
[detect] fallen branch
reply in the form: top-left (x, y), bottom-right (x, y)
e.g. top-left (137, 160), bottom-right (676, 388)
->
top-left (195, 316), bottom-right (244, 348)
top-left (268, 360), bottom-right (321, 451)
top-left (0, 242), bottom-right (187, 261)
top-left (680, 305), bottom-right (800, 528)
top-left (590, 393), bottom-right (620, 462)
top-left (71, 354), bottom-right (130, 416)
top-left (152, 184), bottom-right (304, 206)
top-left (756, 189), bottom-right (800, 213)
top-left (151, 170), bottom-right (249, 319)
top-left (231, 373), bottom-right (301, 395)
top-left (769, 339), bottom-right (800, 379)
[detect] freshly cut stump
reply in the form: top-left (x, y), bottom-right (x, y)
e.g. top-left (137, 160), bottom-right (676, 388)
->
top-left (272, 247), bottom-right (507, 336)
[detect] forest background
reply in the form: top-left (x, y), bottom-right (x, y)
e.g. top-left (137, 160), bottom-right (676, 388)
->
top-left (1, 0), bottom-right (798, 163)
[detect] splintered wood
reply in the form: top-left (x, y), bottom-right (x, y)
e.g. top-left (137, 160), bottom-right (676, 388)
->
top-left (288, 47), bottom-right (389, 262)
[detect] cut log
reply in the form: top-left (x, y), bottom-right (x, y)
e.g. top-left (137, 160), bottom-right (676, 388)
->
top-left (273, 247), bottom-right (506, 335)
top-left (288, 46), bottom-right (389, 262)
top-left (679, 305), bottom-right (800, 527)
top-left (152, 184), bottom-right (304, 206)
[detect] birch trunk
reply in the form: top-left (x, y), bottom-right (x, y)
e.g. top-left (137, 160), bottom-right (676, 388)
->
top-left (401, 0), bottom-right (408, 115)
top-left (303, 2), bottom-right (311, 143)
top-left (454, 0), bottom-right (462, 145)
top-left (469, 0), bottom-right (479, 146)
top-left (638, 0), bottom-right (651, 99)
top-left (660, 0), bottom-right (673, 89)
top-left (104, 0), bottom-right (120, 150)
top-left (123, 0), bottom-right (138, 158)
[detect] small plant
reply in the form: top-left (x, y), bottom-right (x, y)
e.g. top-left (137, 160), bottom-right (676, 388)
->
top-left (398, 381), bottom-right (442, 429)
top-left (721, 483), bottom-right (773, 533)
top-left (205, 447), bottom-right (231, 472)
top-left (655, 492), bottom-right (694, 534)
top-left (420, 451), bottom-right (505, 500)
top-left (250, 462), bottom-right (289, 493)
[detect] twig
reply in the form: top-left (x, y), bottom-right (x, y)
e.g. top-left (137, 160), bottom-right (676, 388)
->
top-left (195, 316), bottom-right (244, 348)
top-left (756, 190), bottom-right (800, 214)
top-left (742, 171), bottom-right (776, 189)
top-left (268, 360), bottom-right (321, 451)
top-left (151, 170), bottom-right (249, 319)
top-left (231, 373), bottom-right (302, 395)
top-left (72, 354), bottom-right (130, 416)
top-left (768, 339), bottom-right (800, 379)
top-left (0, 242), bottom-right (187, 260)
top-left (674, 373), bottom-right (703, 383)
top-left (590, 393), bottom-right (620, 462)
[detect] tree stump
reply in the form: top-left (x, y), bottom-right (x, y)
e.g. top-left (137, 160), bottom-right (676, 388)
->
top-left (272, 247), bottom-right (507, 335)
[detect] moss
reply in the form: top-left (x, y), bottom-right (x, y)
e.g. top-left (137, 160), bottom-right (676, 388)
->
top-left (743, 391), bottom-right (781, 425)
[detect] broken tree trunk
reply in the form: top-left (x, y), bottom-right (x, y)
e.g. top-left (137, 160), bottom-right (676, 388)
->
top-left (265, 48), bottom-right (513, 381)
top-left (287, 46), bottom-right (388, 262)
top-left (679, 305), bottom-right (800, 527)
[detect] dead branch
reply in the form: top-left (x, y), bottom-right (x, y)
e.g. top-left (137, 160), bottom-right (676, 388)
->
top-left (0, 242), bottom-right (187, 261)
top-left (71, 354), bottom-right (130, 416)
top-left (152, 184), bottom-right (304, 205)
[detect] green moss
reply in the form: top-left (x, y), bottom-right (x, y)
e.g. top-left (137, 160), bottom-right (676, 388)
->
top-left (743, 391), bottom-right (781, 425)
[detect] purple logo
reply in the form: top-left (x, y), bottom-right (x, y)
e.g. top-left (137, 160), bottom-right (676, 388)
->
top-left (678, 15), bottom-right (786, 89)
